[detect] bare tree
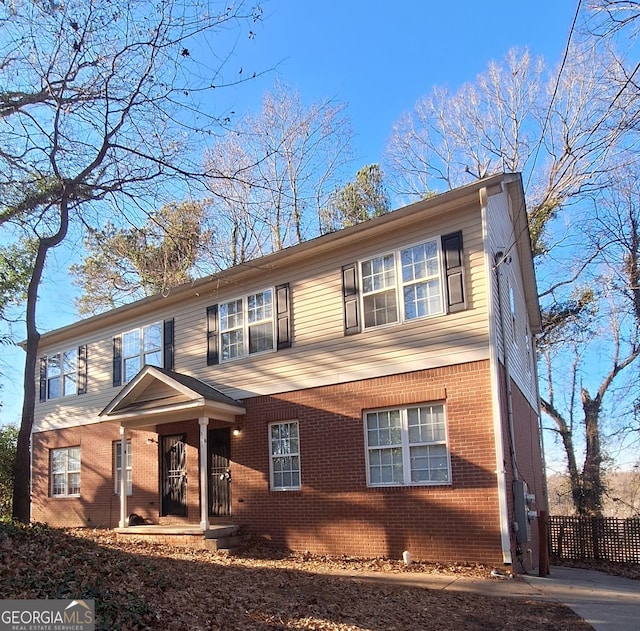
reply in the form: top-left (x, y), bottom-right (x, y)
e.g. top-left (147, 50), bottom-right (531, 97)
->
top-left (205, 81), bottom-right (354, 257)
top-left (0, 0), bottom-right (263, 522)
top-left (385, 46), bottom-right (636, 255)
top-left (385, 42), bottom-right (640, 515)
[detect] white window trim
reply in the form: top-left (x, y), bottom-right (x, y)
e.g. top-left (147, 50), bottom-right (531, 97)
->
top-left (51, 446), bottom-right (81, 497)
top-left (359, 237), bottom-right (445, 330)
top-left (114, 440), bottom-right (132, 496)
top-left (46, 348), bottom-right (78, 399)
top-left (122, 322), bottom-right (163, 383)
top-left (364, 403), bottom-right (452, 488)
top-left (219, 288), bottom-right (276, 363)
top-left (269, 420), bottom-right (301, 491)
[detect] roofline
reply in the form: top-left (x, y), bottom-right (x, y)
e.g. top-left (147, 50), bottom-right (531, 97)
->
top-left (34, 172), bottom-right (538, 347)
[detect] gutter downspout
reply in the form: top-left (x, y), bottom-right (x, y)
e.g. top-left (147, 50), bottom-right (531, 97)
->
top-left (481, 186), bottom-right (513, 566)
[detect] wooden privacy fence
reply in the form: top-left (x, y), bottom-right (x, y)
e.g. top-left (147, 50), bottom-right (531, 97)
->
top-left (549, 516), bottom-right (640, 563)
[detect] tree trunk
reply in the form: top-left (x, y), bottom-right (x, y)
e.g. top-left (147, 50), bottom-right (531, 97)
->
top-left (580, 389), bottom-right (604, 516)
top-left (12, 198), bottom-right (69, 523)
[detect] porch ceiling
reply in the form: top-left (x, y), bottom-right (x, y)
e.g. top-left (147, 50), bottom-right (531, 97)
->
top-left (99, 365), bottom-right (245, 430)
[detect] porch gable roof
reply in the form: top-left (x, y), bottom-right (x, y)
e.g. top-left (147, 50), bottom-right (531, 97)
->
top-left (99, 365), bottom-right (245, 429)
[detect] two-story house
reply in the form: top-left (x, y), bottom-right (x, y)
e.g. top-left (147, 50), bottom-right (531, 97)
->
top-left (30, 172), bottom-right (546, 569)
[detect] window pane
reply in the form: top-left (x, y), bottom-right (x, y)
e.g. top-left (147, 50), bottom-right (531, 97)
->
top-left (220, 299), bottom-right (243, 331)
top-left (53, 474), bottom-right (65, 495)
top-left (144, 350), bottom-right (162, 367)
top-left (222, 329), bottom-right (244, 360)
top-left (363, 291), bottom-right (398, 327)
top-left (68, 472), bottom-right (81, 495)
top-left (362, 254), bottom-right (396, 293)
top-left (410, 444), bottom-right (449, 483)
top-left (143, 323), bottom-right (162, 352)
top-left (62, 350), bottom-right (77, 374)
top-left (52, 450), bottom-right (65, 473)
top-left (404, 279), bottom-right (442, 319)
top-left (248, 290), bottom-right (273, 323)
top-left (401, 241), bottom-right (439, 283)
top-left (368, 447), bottom-right (403, 484)
top-left (123, 330), bottom-right (140, 358)
top-left (47, 354), bottom-right (61, 377)
top-left (48, 376), bottom-right (60, 399)
top-left (124, 356), bottom-right (141, 383)
top-left (63, 374), bottom-right (77, 396)
top-left (68, 448), bottom-right (81, 471)
top-left (249, 322), bottom-right (274, 354)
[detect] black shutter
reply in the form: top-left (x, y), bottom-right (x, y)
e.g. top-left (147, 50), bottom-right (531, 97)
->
top-left (77, 345), bottom-right (88, 395)
top-left (206, 304), bottom-right (219, 366)
top-left (342, 263), bottom-right (361, 335)
top-left (163, 318), bottom-right (174, 371)
top-left (39, 357), bottom-right (47, 402)
top-left (275, 283), bottom-right (292, 350)
top-left (442, 231), bottom-right (465, 312)
top-left (112, 336), bottom-right (122, 387)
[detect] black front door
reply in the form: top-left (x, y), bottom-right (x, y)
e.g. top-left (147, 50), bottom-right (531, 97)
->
top-left (208, 428), bottom-right (231, 516)
top-left (161, 434), bottom-right (187, 516)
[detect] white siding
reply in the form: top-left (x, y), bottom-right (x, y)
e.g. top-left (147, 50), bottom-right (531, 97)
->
top-left (34, 195), bottom-right (493, 432)
top-left (485, 187), bottom-right (538, 409)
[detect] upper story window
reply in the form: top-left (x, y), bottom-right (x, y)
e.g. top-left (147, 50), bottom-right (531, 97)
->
top-left (361, 240), bottom-right (443, 328)
top-left (112, 319), bottom-right (173, 387)
top-left (207, 284), bottom-right (291, 366)
top-left (39, 346), bottom-right (87, 402)
top-left (51, 446), bottom-right (81, 497)
top-left (342, 231), bottom-right (465, 336)
top-left (123, 323), bottom-right (162, 383)
top-left (220, 289), bottom-right (274, 361)
top-left (365, 403), bottom-right (451, 487)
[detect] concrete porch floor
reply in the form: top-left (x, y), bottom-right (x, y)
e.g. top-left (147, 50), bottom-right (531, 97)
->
top-left (114, 524), bottom-right (245, 550)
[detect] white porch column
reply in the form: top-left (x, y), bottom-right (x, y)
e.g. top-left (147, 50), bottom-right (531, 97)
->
top-left (118, 425), bottom-right (128, 528)
top-left (199, 417), bottom-right (210, 531)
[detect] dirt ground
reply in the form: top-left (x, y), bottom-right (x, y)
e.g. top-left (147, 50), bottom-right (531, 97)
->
top-left (0, 523), bottom-right (594, 630)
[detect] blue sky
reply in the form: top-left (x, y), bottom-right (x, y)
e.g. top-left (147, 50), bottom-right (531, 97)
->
top-left (1, 1), bottom-right (580, 460)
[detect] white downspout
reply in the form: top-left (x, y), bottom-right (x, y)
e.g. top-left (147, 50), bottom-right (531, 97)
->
top-left (481, 186), bottom-right (513, 565)
top-left (119, 425), bottom-right (127, 528)
top-left (199, 417), bottom-right (210, 532)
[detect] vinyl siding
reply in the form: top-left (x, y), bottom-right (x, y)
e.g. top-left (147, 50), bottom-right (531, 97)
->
top-left (485, 187), bottom-right (538, 409)
top-left (34, 194), bottom-right (492, 433)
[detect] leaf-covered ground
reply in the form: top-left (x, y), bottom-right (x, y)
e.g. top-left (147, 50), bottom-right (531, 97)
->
top-left (0, 523), bottom-right (591, 630)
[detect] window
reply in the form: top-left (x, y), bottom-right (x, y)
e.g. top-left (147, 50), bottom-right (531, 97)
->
top-left (122, 322), bottom-right (162, 383)
top-left (342, 232), bottom-right (464, 336)
top-left (207, 285), bottom-right (291, 366)
top-left (365, 404), bottom-right (450, 487)
top-left (269, 421), bottom-right (301, 490)
top-left (509, 281), bottom-right (518, 345)
top-left (113, 320), bottom-right (173, 388)
top-left (220, 289), bottom-right (274, 361)
top-left (360, 238), bottom-right (443, 330)
top-left (51, 447), bottom-right (81, 497)
top-left (39, 346), bottom-right (87, 401)
top-left (114, 440), bottom-right (132, 495)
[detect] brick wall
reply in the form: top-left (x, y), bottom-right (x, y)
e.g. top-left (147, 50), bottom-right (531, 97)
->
top-left (232, 360), bottom-right (507, 564)
top-left (31, 359), bottom-right (545, 566)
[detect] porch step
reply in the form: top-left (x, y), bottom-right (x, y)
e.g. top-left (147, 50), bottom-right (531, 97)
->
top-left (114, 524), bottom-right (246, 551)
top-left (204, 525), bottom-right (240, 539)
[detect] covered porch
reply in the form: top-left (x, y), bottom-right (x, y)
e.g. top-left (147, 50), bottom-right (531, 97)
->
top-left (99, 365), bottom-right (246, 537)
